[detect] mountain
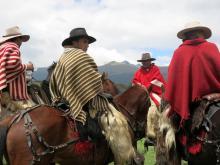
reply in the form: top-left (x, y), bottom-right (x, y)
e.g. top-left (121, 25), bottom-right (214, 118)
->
top-left (98, 61), bottom-right (139, 84)
top-left (33, 61), bottom-right (168, 85)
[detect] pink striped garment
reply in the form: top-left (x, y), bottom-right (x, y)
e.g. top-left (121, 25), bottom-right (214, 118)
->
top-left (0, 42), bottom-right (29, 100)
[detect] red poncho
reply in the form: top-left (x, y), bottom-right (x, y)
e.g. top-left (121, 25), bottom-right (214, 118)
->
top-left (132, 64), bottom-right (166, 105)
top-left (165, 38), bottom-right (220, 122)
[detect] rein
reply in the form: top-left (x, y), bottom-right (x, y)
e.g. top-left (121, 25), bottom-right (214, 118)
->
top-left (7, 105), bottom-right (80, 165)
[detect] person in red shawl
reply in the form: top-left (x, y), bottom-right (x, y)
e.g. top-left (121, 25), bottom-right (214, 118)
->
top-left (132, 52), bottom-right (166, 140)
top-left (165, 21), bottom-right (220, 126)
top-left (0, 26), bottom-right (34, 119)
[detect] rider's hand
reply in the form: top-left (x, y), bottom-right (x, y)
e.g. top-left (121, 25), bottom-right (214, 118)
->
top-left (26, 62), bottom-right (34, 71)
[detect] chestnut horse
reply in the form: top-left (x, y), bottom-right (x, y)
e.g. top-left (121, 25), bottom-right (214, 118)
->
top-left (0, 84), bottom-right (150, 165)
top-left (155, 96), bottom-right (220, 165)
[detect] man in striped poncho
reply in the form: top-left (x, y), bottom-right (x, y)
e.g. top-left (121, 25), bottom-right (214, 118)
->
top-left (0, 26), bottom-right (35, 119)
top-left (50, 28), bottom-right (138, 164)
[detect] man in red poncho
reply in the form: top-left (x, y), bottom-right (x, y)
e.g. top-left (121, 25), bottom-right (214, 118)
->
top-left (165, 21), bottom-right (220, 126)
top-left (132, 52), bottom-right (166, 140)
top-left (0, 26), bottom-right (34, 119)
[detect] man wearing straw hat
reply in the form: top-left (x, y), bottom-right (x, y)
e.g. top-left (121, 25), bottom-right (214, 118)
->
top-left (0, 26), bottom-right (34, 118)
top-left (132, 52), bottom-right (166, 142)
top-left (50, 27), bottom-right (140, 164)
top-left (165, 21), bottom-right (220, 127)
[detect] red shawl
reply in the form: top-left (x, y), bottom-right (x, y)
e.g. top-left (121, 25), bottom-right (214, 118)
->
top-left (132, 64), bottom-right (166, 105)
top-left (165, 38), bottom-right (220, 122)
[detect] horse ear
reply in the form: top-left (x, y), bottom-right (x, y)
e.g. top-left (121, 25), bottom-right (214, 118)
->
top-left (101, 72), bottom-right (108, 80)
top-left (161, 85), bottom-right (165, 94)
top-left (148, 84), bottom-right (152, 93)
top-left (101, 72), bottom-right (105, 80)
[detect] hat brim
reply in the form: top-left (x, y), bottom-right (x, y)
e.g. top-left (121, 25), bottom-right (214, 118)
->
top-left (0, 34), bottom-right (30, 44)
top-left (62, 35), bottom-right (96, 47)
top-left (137, 58), bottom-right (156, 62)
top-left (177, 26), bottom-right (212, 39)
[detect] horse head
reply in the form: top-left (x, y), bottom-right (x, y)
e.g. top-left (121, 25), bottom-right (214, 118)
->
top-left (101, 72), bottom-right (119, 96)
top-left (46, 61), bottom-right (57, 82)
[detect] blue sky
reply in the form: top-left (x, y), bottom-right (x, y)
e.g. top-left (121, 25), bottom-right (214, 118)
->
top-left (0, 0), bottom-right (219, 67)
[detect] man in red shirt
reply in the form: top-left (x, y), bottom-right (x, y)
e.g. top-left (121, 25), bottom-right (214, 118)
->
top-left (132, 53), bottom-right (166, 140)
top-left (0, 26), bottom-right (34, 119)
top-left (165, 21), bottom-right (220, 125)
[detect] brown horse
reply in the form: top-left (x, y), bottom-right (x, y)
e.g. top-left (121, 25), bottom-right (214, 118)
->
top-left (155, 95), bottom-right (220, 165)
top-left (0, 84), bottom-right (150, 165)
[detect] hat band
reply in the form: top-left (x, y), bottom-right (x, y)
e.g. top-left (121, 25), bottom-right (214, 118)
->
top-left (3, 33), bottom-right (22, 37)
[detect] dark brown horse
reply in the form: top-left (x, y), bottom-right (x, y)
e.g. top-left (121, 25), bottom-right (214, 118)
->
top-left (27, 83), bottom-right (51, 105)
top-left (155, 94), bottom-right (220, 165)
top-left (0, 83), bottom-right (150, 165)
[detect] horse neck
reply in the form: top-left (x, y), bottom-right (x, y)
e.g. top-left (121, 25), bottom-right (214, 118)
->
top-left (116, 85), bottom-right (148, 116)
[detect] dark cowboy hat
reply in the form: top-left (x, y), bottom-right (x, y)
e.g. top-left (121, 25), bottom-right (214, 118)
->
top-left (62, 28), bottom-right (96, 46)
top-left (137, 53), bottom-right (156, 62)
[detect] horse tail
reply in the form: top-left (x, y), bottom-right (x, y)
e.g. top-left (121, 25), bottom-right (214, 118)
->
top-left (0, 125), bottom-right (7, 164)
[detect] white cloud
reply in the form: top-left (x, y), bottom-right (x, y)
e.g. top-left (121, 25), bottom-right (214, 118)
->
top-left (0, 0), bottom-right (219, 67)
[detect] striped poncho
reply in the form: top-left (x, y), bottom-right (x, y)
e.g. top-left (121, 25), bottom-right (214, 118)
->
top-left (50, 48), bottom-right (110, 124)
top-left (0, 42), bottom-right (29, 100)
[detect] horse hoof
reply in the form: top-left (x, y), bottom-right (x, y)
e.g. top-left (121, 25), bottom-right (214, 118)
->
top-left (144, 137), bottom-right (155, 147)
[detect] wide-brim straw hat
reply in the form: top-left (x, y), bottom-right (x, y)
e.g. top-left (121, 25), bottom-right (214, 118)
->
top-left (177, 21), bottom-right (212, 39)
top-left (137, 53), bottom-right (155, 62)
top-left (62, 27), bottom-right (96, 46)
top-left (0, 26), bottom-right (30, 44)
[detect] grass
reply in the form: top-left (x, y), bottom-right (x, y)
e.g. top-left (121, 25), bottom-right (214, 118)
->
top-left (137, 139), bottom-right (156, 165)
top-left (3, 139), bottom-right (187, 165)
top-left (109, 139), bottom-right (156, 165)
top-left (109, 139), bottom-right (187, 165)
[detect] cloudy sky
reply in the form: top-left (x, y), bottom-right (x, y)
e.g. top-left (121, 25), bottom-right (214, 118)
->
top-left (0, 0), bottom-right (219, 68)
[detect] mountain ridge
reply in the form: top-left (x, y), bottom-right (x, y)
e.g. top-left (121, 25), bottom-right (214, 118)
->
top-left (33, 61), bottom-right (168, 85)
